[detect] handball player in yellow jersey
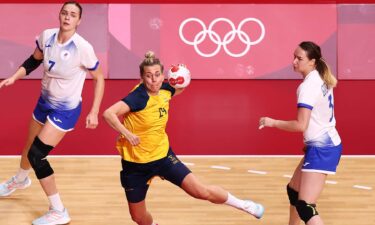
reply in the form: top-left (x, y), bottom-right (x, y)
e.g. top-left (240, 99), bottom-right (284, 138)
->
top-left (103, 51), bottom-right (264, 225)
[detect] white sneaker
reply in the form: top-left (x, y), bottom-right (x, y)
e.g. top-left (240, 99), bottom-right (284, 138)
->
top-left (32, 207), bottom-right (71, 225)
top-left (0, 176), bottom-right (31, 197)
top-left (243, 200), bottom-right (264, 219)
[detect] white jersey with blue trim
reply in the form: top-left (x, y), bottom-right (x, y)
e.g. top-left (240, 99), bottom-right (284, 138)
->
top-left (36, 28), bottom-right (99, 110)
top-left (297, 70), bottom-right (341, 147)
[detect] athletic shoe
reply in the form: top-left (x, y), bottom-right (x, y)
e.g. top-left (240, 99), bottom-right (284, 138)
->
top-left (0, 176), bottom-right (31, 197)
top-left (243, 200), bottom-right (264, 219)
top-left (32, 207), bottom-right (71, 225)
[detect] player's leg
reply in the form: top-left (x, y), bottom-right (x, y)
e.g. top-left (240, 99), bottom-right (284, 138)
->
top-left (160, 149), bottom-right (264, 219)
top-left (295, 144), bottom-right (342, 225)
top-left (297, 172), bottom-right (326, 225)
top-left (20, 96), bottom-right (50, 171)
top-left (120, 160), bottom-right (156, 225)
top-left (180, 173), bottom-right (264, 219)
top-left (128, 200), bottom-right (154, 225)
top-left (0, 96), bottom-right (50, 197)
top-left (0, 118), bottom-right (42, 197)
top-left (35, 120), bottom-right (66, 196)
top-left (287, 157), bottom-right (304, 225)
top-left (30, 104), bottom-right (81, 225)
top-left (30, 120), bottom-right (70, 225)
top-left (181, 173), bottom-right (226, 203)
top-left (158, 149), bottom-right (224, 203)
top-left (20, 118), bottom-right (44, 169)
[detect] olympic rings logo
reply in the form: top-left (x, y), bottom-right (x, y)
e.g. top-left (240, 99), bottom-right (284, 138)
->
top-left (179, 18), bottom-right (265, 58)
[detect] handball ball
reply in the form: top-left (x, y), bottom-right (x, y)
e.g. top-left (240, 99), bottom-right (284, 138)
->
top-left (167, 64), bottom-right (191, 88)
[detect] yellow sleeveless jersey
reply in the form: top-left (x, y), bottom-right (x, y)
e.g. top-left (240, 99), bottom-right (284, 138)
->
top-left (116, 82), bottom-right (175, 163)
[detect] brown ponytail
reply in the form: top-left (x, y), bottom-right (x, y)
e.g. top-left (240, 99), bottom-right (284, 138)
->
top-left (299, 41), bottom-right (337, 88)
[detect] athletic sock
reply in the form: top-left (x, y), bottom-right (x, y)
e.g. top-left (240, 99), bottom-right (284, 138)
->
top-left (15, 168), bottom-right (31, 182)
top-left (48, 193), bottom-right (64, 211)
top-left (224, 193), bottom-right (246, 209)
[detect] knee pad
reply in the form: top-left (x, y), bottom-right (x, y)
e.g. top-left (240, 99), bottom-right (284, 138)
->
top-left (286, 184), bottom-right (298, 206)
top-left (27, 136), bottom-right (54, 179)
top-left (295, 200), bottom-right (319, 223)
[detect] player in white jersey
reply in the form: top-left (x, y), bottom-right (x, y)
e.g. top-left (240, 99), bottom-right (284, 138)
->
top-left (0, 2), bottom-right (105, 225)
top-left (259, 41), bottom-right (342, 225)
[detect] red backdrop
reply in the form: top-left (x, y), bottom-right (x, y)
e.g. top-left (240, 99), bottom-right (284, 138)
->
top-left (0, 0), bottom-right (374, 155)
top-left (1, 79), bottom-right (374, 155)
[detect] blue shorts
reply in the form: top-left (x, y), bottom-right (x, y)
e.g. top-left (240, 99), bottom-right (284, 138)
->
top-left (302, 143), bottom-right (343, 174)
top-left (32, 96), bottom-right (82, 132)
top-left (120, 148), bottom-right (191, 203)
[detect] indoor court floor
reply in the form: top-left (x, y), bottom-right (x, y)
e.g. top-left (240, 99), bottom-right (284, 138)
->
top-left (0, 156), bottom-right (374, 225)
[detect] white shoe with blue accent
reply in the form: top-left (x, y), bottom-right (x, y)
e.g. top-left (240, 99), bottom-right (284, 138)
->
top-left (32, 207), bottom-right (71, 225)
top-left (0, 176), bottom-right (31, 197)
top-left (243, 200), bottom-right (264, 219)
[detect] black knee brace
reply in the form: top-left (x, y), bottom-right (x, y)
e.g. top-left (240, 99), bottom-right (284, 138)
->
top-left (287, 184), bottom-right (299, 206)
top-left (295, 200), bottom-right (319, 223)
top-left (27, 136), bottom-right (54, 179)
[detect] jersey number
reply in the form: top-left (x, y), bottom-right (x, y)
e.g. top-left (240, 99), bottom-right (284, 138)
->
top-left (328, 94), bottom-right (334, 122)
top-left (159, 108), bottom-right (167, 118)
top-left (48, 60), bottom-right (56, 71)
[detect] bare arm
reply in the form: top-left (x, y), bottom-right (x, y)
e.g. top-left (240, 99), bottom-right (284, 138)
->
top-left (0, 48), bottom-right (43, 89)
top-left (259, 107), bottom-right (311, 132)
top-left (103, 101), bottom-right (140, 146)
top-left (86, 66), bottom-right (105, 129)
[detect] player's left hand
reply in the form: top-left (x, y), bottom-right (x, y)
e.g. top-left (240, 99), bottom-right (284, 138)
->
top-left (86, 112), bottom-right (99, 129)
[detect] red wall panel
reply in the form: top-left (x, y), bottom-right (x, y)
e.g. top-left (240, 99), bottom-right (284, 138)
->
top-left (1, 79), bottom-right (374, 155)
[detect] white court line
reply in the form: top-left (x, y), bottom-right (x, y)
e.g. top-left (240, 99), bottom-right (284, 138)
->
top-left (247, 170), bottom-right (267, 175)
top-left (210, 165), bottom-right (231, 170)
top-left (353, 185), bottom-right (372, 190)
top-left (182, 162), bottom-right (195, 166)
top-left (283, 174), bottom-right (292, 178)
top-left (325, 180), bottom-right (338, 184)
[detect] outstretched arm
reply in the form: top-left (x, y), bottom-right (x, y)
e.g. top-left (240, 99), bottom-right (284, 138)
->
top-left (86, 66), bottom-right (105, 129)
top-left (0, 48), bottom-right (43, 89)
top-left (259, 107), bottom-right (311, 132)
